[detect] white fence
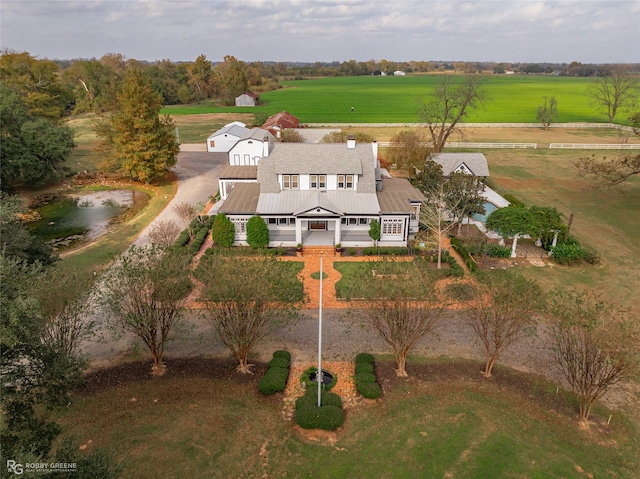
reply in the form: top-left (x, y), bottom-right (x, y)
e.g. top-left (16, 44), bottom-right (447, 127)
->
top-left (306, 122), bottom-right (634, 131)
top-left (549, 143), bottom-right (640, 150)
top-left (379, 142), bottom-right (537, 149)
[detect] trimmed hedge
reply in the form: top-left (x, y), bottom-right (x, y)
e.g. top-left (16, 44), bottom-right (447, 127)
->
top-left (301, 389), bottom-right (343, 409)
top-left (450, 236), bottom-right (479, 273)
top-left (258, 351), bottom-right (291, 396)
top-left (295, 405), bottom-right (345, 430)
top-left (300, 366), bottom-right (337, 391)
top-left (355, 353), bottom-right (374, 364)
top-left (269, 357), bottom-right (290, 369)
top-left (362, 246), bottom-right (409, 256)
top-left (354, 353), bottom-right (383, 400)
top-left (353, 372), bottom-right (377, 385)
top-left (355, 362), bottom-right (375, 374)
top-left (357, 381), bottom-right (383, 399)
top-left (272, 350), bottom-right (292, 361)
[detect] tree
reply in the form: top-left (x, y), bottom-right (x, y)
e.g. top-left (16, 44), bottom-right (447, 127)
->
top-left (549, 291), bottom-right (638, 421)
top-left (196, 255), bottom-right (302, 373)
top-left (448, 172), bottom-right (486, 235)
top-left (587, 65), bottom-right (638, 123)
top-left (576, 152), bottom-right (640, 187)
top-left (528, 205), bottom-right (566, 248)
top-left (172, 201), bottom-right (198, 239)
top-left (0, 84), bottom-right (75, 190)
top-left (386, 129), bottom-right (430, 173)
top-left (211, 213), bottom-right (235, 247)
top-left (147, 219), bottom-right (181, 246)
top-left (0, 193), bottom-right (56, 265)
top-left (186, 54), bottom-right (214, 103)
top-left (485, 205), bottom-right (536, 257)
top-left (466, 270), bottom-right (542, 378)
top-left (246, 215), bottom-right (269, 248)
top-left (537, 96), bottom-right (558, 128)
top-left (1, 253), bottom-right (83, 457)
top-left (361, 260), bottom-right (442, 377)
top-left (35, 268), bottom-right (96, 358)
top-left (368, 219), bottom-right (381, 246)
top-left (417, 74), bottom-right (485, 152)
top-left (214, 55), bottom-right (248, 106)
top-left (0, 50), bottom-right (72, 120)
top-left (95, 69), bottom-right (179, 183)
top-left (98, 245), bottom-right (193, 375)
top-left (280, 129), bottom-right (305, 142)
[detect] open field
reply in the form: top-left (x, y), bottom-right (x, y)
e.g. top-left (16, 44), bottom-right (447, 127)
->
top-left (161, 75), bottom-right (628, 124)
top-left (56, 357), bottom-right (639, 478)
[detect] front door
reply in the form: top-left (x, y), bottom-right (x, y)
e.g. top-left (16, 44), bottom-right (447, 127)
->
top-left (308, 221), bottom-right (327, 231)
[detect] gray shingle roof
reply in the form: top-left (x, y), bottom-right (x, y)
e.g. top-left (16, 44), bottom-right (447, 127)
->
top-left (430, 153), bottom-right (490, 177)
top-left (207, 123), bottom-right (249, 140)
top-left (377, 177), bottom-right (426, 214)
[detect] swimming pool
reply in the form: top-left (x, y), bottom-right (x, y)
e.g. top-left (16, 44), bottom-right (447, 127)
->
top-left (471, 202), bottom-right (497, 223)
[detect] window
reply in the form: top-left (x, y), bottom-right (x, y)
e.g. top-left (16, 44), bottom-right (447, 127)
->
top-left (382, 219), bottom-right (404, 236)
top-left (349, 218), bottom-right (357, 225)
top-left (231, 218), bottom-right (247, 234)
top-left (310, 174), bottom-right (326, 189)
top-left (278, 218), bottom-right (287, 225)
top-left (338, 174), bottom-right (354, 189)
top-left (282, 174), bottom-right (299, 190)
top-left (359, 218), bottom-right (369, 225)
top-left (346, 175), bottom-right (354, 189)
top-left (338, 175), bottom-right (345, 188)
top-left (268, 218), bottom-right (277, 225)
top-left (209, 140), bottom-right (215, 148)
top-left (234, 154), bottom-right (240, 163)
top-left (341, 218), bottom-right (347, 225)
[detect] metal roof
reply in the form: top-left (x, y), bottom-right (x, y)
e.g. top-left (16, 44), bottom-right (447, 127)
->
top-left (218, 165), bottom-right (258, 180)
top-left (430, 153), bottom-right (490, 177)
top-left (217, 183), bottom-right (260, 214)
top-left (256, 190), bottom-right (380, 215)
top-left (377, 177), bottom-right (426, 214)
top-left (207, 123), bottom-right (249, 140)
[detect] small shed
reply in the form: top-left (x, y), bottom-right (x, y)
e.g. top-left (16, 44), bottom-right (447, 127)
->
top-left (234, 92), bottom-right (258, 107)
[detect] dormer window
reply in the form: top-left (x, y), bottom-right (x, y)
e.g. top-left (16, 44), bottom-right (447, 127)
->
top-left (310, 174), bottom-right (326, 189)
top-left (338, 174), bottom-right (354, 189)
top-left (282, 174), bottom-right (299, 190)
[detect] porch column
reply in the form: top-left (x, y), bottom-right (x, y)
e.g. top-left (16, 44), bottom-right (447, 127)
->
top-left (334, 218), bottom-right (341, 245)
top-left (295, 218), bottom-right (302, 245)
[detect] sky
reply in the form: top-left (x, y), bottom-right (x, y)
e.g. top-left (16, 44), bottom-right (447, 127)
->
top-left (1, 0), bottom-right (639, 64)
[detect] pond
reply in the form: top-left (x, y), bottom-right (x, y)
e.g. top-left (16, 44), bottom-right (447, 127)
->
top-left (28, 189), bottom-right (149, 250)
top-left (472, 202), bottom-right (498, 223)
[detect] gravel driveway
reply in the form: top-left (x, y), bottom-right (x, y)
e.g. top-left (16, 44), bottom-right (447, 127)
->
top-left (133, 146), bottom-right (227, 246)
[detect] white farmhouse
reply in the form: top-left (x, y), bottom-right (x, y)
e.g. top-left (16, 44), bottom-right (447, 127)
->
top-left (228, 128), bottom-right (276, 166)
top-left (216, 135), bottom-right (425, 248)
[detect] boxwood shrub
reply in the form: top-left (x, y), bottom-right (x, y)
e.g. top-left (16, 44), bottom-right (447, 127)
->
top-left (258, 351), bottom-right (291, 396)
top-left (269, 357), bottom-right (290, 369)
top-left (300, 366), bottom-right (337, 391)
top-left (295, 405), bottom-right (345, 431)
top-left (486, 244), bottom-right (511, 258)
top-left (355, 362), bottom-right (375, 374)
top-left (355, 353), bottom-right (375, 364)
top-left (353, 372), bottom-right (377, 385)
top-left (357, 381), bottom-right (383, 399)
top-left (272, 350), bottom-right (292, 361)
top-left (301, 389), bottom-right (343, 409)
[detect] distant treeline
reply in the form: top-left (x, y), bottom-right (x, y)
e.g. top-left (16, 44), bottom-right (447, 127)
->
top-left (2, 49), bottom-right (639, 119)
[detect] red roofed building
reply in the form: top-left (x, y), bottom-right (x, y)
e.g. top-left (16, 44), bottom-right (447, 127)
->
top-left (261, 111), bottom-right (300, 139)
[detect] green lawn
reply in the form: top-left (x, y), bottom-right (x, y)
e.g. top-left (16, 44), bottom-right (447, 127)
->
top-left (162, 75), bottom-right (619, 124)
top-left (55, 358), bottom-right (639, 478)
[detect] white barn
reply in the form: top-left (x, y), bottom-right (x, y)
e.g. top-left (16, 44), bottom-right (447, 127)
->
top-left (206, 121), bottom-right (249, 153)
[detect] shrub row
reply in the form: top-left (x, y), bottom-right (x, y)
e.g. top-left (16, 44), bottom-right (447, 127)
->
top-left (442, 252), bottom-right (465, 278)
top-left (205, 246), bottom-right (287, 257)
top-left (173, 215), bottom-right (215, 252)
top-left (354, 353), bottom-right (382, 399)
top-left (502, 193), bottom-right (525, 207)
top-left (258, 350), bottom-right (291, 395)
top-left (362, 247), bottom-right (410, 256)
top-left (450, 237), bottom-right (479, 273)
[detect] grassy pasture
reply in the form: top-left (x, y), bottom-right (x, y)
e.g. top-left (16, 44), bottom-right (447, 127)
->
top-left (161, 75), bottom-right (618, 124)
top-left (56, 359), bottom-right (638, 478)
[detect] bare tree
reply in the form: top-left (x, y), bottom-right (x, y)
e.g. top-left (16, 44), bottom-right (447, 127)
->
top-left (576, 152), bottom-right (640, 187)
top-left (36, 269), bottom-right (96, 358)
top-left (147, 219), bottom-right (181, 246)
top-left (417, 74), bottom-right (485, 152)
top-left (172, 201), bottom-right (198, 239)
top-left (98, 245), bottom-right (193, 375)
top-left (549, 291), bottom-right (638, 421)
top-left (466, 270), bottom-right (542, 378)
top-left (196, 254), bottom-right (303, 374)
top-left (361, 260), bottom-right (442, 377)
top-left (587, 65), bottom-right (638, 123)
top-left (537, 96), bottom-right (558, 129)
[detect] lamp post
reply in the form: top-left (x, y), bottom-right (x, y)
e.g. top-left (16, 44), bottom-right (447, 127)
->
top-left (317, 252), bottom-right (323, 407)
